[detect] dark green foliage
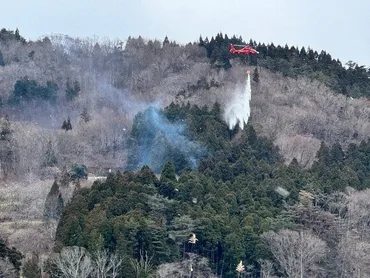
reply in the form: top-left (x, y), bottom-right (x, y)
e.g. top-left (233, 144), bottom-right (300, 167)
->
top-left (54, 189), bottom-right (91, 251)
top-left (126, 106), bottom-right (206, 174)
top-left (160, 162), bottom-right (177, 183)
top-left (61, 116), bottom-right (72, 131)
top-left (54, 102), bottom-right (370, 276)
top-left (28, 50), bottom-right (35, 60)
top-left (0, 115), bottom-right (15, 180)
top-left (14, 28), bottom-right (21, 41)
top-left (44, 180), bottom-right (64, 222)
top-left (199, 33), bottom-right (370, 97)
top-left (158, 183), bottom-right (177, 199)
top-left (0, 115), bottom-right (12, 141)
top-left (246, 124), bottom-right (258, 145)
top-left (253, 67), bottom-right (260, 83)
top-left (22, 254), bottom-right (41, 278)
top-left (68, 164), bottom-right (88, 180)
top-left (0, 28), bottom-right (26, 43)
top-left (308, 139), bottom-right (370, 193)
top-left (55, 103), bottom-right (289, 275)
top-left (163, 35), bottom-right (169, 47)
top-left (9, 77), bottom-right (58, 105)
top-left (0, 50), bottom-right (5, 66)
top-left (0, 237), bottom-right (24, 272)
top-left (203, 33), bottom-right (233, 69)
top-left (136, 165), bottom-right (159, 186)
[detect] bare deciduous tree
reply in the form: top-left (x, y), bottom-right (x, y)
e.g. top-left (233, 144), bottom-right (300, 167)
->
top-left (155, 254), bottom-right (217, 278)
top-left (344, 188), bottom-right (370, 240)
top-left (92, 249), bottom-right (122, 278)
top-left (275, 134), bottom-right (321, 167)
top-left (44, 219), bottom-right (58, 240)
top-left (258, 259), bottom-right (278, 278)
top-left (262, 229), bottom-right (326, 278)
top-left (129, 250), bottom-right (153, 278)
top-left (329, 188), bottom-right (370, 277)
top-left (49, 246), bottom-right (93, 278)
top-left (337, 235), bottom-right (370, 278)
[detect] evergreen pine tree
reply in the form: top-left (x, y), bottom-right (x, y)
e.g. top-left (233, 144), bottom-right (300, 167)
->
top-left (314, 141), bottom-right (331, 167)
top-left (329, 142), bottom-right (345, 168)
top-left (290, 157), bottom-right (300, 167)
top-left (300, 46), bottom-right (307, 58)
top-left (28, 50), bottom-right (35, 60)
top-left (15, 28), bottom-right (21, 41)
top-left (198, 35), bottom-right (204, 47)
top-left (246, 125), bottom-right (258, 145)
top-left (61, 117), bottom-right (72, 131)
top-left (69, 164), bottom-right (87, 181)
top-left (66, 117), bottom-right (72, 130)
top-left (160, 162), bottom-right (176, 182)
top-left (43, 180), bottom-right (64, 222)
top-left (253, 68), bottom-right (260, 83)
top-left (0, 237), bottom-right (23, 272)
top-left (0, 115), bottom-right (14, 180)
top-left (0, 50), bottom-right (5, 66)
top-left (211, 102), bottom-right (221, 117)
top-left (61, 120), bottom-right (67, 131)
top-left (136, 165), bottom-right (158, 185)
top-left (22, 254), bottom-right (41, 278)
top-left (0, 115), bottom-right (12, 141)
top-left (73, 80), bottom-right (80, 94)
top-left (163, 36), bottom-right (169, 47)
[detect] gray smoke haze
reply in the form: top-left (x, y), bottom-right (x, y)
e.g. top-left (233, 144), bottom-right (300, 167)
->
top-left (223, 72), bottom-right (251, 130)
top-left (127, 106), bottom-right (207, 173)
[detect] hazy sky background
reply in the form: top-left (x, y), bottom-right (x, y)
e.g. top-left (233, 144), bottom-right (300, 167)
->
top-left (3, 0), bottom-right (370, 67)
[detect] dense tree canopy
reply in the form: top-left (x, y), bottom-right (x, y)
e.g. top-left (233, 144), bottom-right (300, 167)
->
top-left (55, 103), bottom-right (370, 276)
top-left (2, 28), bottom-right (370, 277)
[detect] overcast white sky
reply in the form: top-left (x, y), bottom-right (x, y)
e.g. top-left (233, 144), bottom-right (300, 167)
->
top-left (3, 0), bottom-right (370, 67)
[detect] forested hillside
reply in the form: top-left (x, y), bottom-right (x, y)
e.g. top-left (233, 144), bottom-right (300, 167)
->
top-left (1, 28), bottom-right (370, 277)
top-left (52, 105), bottom-right (370, 277)
top-left (199, 33), bottom-right (370, 97)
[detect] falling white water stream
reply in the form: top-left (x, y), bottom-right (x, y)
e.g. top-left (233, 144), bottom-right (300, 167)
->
top-left (224, 71), bottom-right (251, 130)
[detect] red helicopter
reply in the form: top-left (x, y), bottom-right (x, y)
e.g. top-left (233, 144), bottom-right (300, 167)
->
top-left (230, 44), bottom-right (259, 55)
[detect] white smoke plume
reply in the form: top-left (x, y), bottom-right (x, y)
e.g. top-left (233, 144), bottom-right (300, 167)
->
top-left (223, 71), bottom-right (252, 130)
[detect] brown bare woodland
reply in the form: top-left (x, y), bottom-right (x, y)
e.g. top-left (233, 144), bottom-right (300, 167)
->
top-left (262, 229), bottom-right (327, 278)
top-left (1, 36), bottom-right (369, 177)
top-left (2, 34), bottom-right (370, 276)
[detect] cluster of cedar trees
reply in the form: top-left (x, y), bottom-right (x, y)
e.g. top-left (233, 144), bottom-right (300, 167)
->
top-left (45, 104), bottom-right (370, 277)
top-left (1, 77), bottom-right (80, 106)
